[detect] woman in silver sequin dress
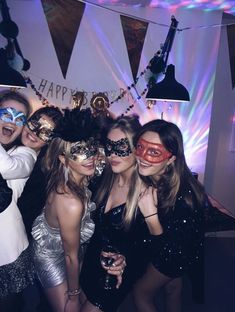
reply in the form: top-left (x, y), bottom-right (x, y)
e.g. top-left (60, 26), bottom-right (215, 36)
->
top-left (31, 108), bottom-right (100, 312)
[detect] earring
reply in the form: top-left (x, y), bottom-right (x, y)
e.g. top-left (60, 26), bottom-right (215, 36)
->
top-left (64, 166), bottom-right (69, 183)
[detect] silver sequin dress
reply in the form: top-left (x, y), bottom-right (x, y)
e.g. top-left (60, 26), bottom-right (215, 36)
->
top-left (31, 189), bottom-right (96, 288)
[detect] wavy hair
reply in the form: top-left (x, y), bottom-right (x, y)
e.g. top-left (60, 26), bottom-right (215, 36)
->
top-left (42, 138), bottom-right (86, 201)
top-left (134, 119), bottom-right (206, 213)
top-left (42, 108), bottom-right (99, 201)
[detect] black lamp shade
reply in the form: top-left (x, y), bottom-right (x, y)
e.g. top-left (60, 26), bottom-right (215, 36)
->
top-left (146, 64), bottom-right (190, 102)
top-left (0, 48), bottom-right (26, 88)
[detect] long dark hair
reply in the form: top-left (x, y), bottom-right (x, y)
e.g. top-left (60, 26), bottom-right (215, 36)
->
top-left (134, 119), bottom-right (206, 212)
top-left (29, 106), bottom-right (63, 127)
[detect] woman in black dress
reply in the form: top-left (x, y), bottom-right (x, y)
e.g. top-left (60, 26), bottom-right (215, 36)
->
top-left (80, 114), bottom-right (149, 312)
top-left (132, 119), bottom-right (208, 312)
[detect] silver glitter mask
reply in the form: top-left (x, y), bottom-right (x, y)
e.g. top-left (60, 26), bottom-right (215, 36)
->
top-left (69, 137), bottom-right (99, 162)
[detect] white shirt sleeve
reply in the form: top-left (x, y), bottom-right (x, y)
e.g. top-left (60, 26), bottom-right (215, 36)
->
top-left (0, 144), bottom-right (37, 180)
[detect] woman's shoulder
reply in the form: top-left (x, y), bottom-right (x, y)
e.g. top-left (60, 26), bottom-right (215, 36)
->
top-left (53, 191), bottom-right (84, 216)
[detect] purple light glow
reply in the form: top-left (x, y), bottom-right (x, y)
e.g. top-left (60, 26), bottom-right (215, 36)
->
top-left (92, 1), bottom-right (235, 15)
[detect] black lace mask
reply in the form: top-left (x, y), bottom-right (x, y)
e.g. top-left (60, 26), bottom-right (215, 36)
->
top-left (104, 138), bottom-right (132, 157)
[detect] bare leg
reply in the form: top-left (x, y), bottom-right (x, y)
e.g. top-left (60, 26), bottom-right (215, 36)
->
top-left (44, 281), bottom-right (68, 312)
top-left (80, 290), bottom-right (87, 306)
top-left (80, 299), bottom-right (103, 312)
top-left (164, 277), bottom-right (182, 312)
top-left (133, 263), bottom-right (181, 312)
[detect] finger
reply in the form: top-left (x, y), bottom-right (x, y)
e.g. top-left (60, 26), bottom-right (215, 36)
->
top-left (113, 255), bottom-right (126, 266)
top-left (101, 251), bottom-right (115, 257)
top-left (107, 268), bottom-right (120, 275)
top-left (153, 188), bottom-right (157, 204)
top-left (108, 262), bottom-right (125, 274)
top-left (116, 274), bottom-right (122, 289)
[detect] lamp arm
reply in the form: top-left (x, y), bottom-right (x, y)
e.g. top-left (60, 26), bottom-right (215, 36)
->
top-left (0, 0), bottom-right (30, 71)
top-left (0, 0), bottom-right (10, 21)
top-left (159, 15), bottom-right (178, 72)
top-left (147, 16), bottom-right (178, 87)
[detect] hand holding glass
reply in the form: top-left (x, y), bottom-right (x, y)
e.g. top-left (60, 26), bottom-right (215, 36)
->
top-left (100, 245), bottom-right (119, 290)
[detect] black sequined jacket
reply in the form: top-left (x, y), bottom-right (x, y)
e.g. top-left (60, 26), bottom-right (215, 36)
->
top-left (142, 185), bottom-right (205, 303)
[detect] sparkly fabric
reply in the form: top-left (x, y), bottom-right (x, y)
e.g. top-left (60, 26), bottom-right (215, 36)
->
top-left (31, 189), bottom-right (96, 288)
top-left (146, 186), bottom-right (205, 303)
top-left (0, 247), bottom-right (35, 298)
top-left (80, 201), bottom-right (149, 312)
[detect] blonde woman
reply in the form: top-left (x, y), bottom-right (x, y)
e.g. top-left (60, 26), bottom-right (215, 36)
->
top-left (31, 108), bottom-right (98, 312)
top-left (80, 115), bottom-right (148, 312)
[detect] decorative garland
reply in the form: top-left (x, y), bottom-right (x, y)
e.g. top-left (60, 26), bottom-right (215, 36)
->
top-left (26, 77), bottom-right (50, 106)
top-left (25, 67), bottom-right (151, 115)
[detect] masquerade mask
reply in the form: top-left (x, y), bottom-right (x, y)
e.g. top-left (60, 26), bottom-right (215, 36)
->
top-left (69, 137), bottom-right (99, 162)
top-left (27, 116), bottom-right (55, 143)
top-left (135, 138), bottom-right (172, 164)
top-left (0, 107), bottom-right (27, 126)
top-left (105, 138), bottom-right (132, 157)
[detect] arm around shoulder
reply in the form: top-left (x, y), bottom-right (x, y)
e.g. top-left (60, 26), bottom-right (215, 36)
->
top-left (0, 145), bottom-right (37, 179)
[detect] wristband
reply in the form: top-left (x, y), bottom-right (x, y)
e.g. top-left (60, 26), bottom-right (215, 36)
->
top-left (144, 212), bottom-right (158, 219)
top-left (65, 288), bottom-right (81, 296)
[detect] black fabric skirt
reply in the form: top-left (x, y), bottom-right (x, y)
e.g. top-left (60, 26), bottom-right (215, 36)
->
top-left (0, 246), bottom-right (35, 298)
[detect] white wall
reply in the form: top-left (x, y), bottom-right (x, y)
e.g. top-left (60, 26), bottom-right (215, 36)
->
top-left (204, 14), bottom-right (235, 215)
top-left (1, 1), bottom-right (223, 182)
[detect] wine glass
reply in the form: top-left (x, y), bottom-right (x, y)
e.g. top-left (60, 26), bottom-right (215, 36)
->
top-left (100, 244), bottom-right (119, 290)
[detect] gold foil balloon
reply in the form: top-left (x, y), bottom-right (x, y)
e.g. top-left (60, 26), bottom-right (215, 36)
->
top-left (90, 93), bottom-right (109, 116)
top-left (72, 91), bottom-right (85, 109)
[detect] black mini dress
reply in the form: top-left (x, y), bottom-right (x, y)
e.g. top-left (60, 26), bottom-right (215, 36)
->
top-left (80, 201), bottom-right (149, 312)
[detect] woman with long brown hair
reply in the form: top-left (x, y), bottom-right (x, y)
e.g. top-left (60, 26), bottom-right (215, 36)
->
top-left (133, 119), bottom-right (207, 312)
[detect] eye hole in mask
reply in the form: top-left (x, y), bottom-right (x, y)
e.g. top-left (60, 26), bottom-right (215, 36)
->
top-left (27, 116), bottom-right (55, 143)
top-left (69, 137), bottom-right (99, 162)
top-left (0, 107), bottom-right (27, 127)
top-left (135, 138), bottom-right (172, 164)
top-left (105, 138), bottom-right (132, 157)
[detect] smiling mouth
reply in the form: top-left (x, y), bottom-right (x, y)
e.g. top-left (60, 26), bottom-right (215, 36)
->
top-left (27, 132), bottom-right (38, 142)
top-left (2, 126), bottom-right (15, 136)
top-left (82, 162), bottom-right (94, 169)
top-left (138, 160), bottom-right (152, 168)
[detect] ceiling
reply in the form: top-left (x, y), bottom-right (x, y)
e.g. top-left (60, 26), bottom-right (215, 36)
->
top-left (86, 0), bottom-right (235, 15)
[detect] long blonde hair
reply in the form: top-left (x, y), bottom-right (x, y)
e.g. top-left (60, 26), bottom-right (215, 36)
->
top-left (93, 114), bottom-right (142, 228)
top-left (42, 138), bottom-right (87, 201)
